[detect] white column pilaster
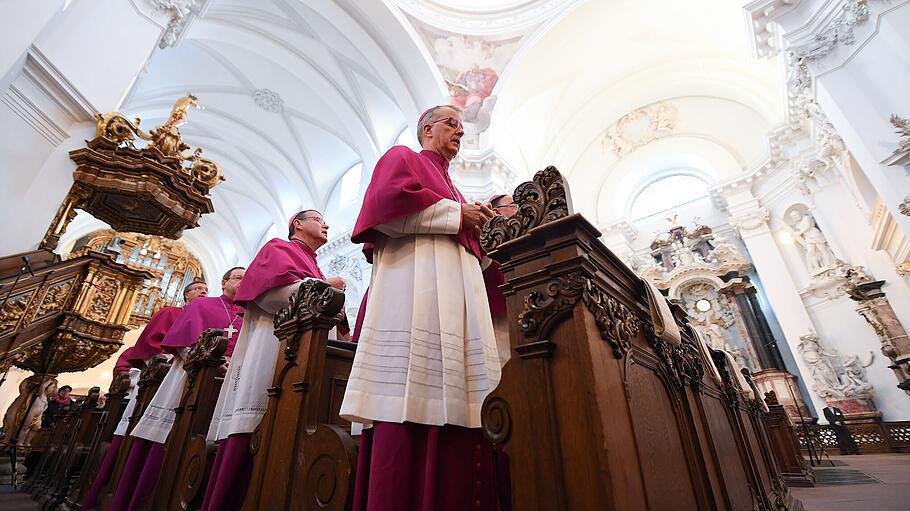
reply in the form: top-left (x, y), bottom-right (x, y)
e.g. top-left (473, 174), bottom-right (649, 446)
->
top-left (725, 191), bottom-right (828, 415)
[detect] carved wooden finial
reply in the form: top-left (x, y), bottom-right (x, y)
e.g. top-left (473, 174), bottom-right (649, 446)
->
top-left (185, 328), bottom-right (228, 368)
top-left (273, 279), bottom-right (345, 329)
top-left (480, 166), bottom-right (573, 253)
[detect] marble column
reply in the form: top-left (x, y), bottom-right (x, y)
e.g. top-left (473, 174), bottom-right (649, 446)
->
top-left (717, 194), bottom-right (820, 419)
top-left (848, 280), bottom-right (910, 395)
top-left (720, 278), bottom-right (787, 371)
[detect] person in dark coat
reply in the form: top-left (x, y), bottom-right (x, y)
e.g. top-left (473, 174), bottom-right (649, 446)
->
top-left (823, 406), bottom-right (860, 455)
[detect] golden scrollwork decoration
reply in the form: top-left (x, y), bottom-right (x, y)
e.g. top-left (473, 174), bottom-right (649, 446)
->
top-left (34, 279), bottom-right (76, 320)
top-left (0, 292), bottom-right (32, 334)
top-left (86, 277), bottom-right (119, 323)
top-left (92, 94), bottom-right (224, 187)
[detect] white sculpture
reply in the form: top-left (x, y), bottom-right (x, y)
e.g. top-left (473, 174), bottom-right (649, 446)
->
top-left (785, 207), bottom-right (838, 274)
top-left (708, 235), bottom-right (748, 266)
top-left (702, 323), bottom-right (730, 351)
top-left (797, 332), bottom-right (874, 400)
top-left (630, 253), bottom-right (664, 281)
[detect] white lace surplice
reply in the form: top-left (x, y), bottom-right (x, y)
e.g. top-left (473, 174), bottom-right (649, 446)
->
top-left (113, 368), bottom-right (142, 437)
top-left (207, 282), bottom-right (299, 441)
top-left (130, 353), bottom-right (187, 444)
top-left (339, 199), bottom-right (501, 428)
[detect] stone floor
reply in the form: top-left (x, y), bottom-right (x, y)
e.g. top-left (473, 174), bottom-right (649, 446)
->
top-left (791, 453), bottom-right (910, 511)
top-left (1, 453), bottom-right (908, 510)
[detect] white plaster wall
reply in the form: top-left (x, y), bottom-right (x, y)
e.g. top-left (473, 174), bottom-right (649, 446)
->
top-left (0, 0), bottom-right (64, 88)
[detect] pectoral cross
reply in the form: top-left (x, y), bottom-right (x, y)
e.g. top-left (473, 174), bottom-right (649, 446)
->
top-left (224, 324), bottom-right (237, 338)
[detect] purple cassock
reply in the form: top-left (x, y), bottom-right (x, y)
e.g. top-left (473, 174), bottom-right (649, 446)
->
top-left (125, 305), bottom-right (183, 365)
top-left (345, 130), bottom-right (508, 510)
top-left (160, 294), bottom-right (244, 355)
top-left (108, 295), bottom-right (243, 511)
top-left (201, 238), bottom-right (329, 511)
top-left (82, 305), bottom-right (181, 510)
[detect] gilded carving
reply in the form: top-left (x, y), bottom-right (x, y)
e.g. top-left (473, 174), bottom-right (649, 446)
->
top-left (0, 292), bottom-right (33, 333)
top-left (34, 279), bottom-right (76, 319)
top-left (86, 277), bottom-right (119, 322)
top-left (481, 166), bottom-right (572, 252)
top-left (75, 229), bottom-right (204, 325)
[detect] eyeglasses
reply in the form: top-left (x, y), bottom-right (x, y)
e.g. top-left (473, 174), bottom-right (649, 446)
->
top-left (429, 117), bottom-right (463, 130)
top-left (225, 275), bottom-right (243, 281)
top-left (495, 203), bottom-right (518, 211)
top-left (301, 215), bottom-right (326, 225)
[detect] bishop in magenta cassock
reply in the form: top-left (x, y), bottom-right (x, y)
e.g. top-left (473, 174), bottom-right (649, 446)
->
top-left (107, 269), bottom-right (245, 511)
top-left (201, 211), bottom-right (346, 511)
top-left (339, 105), bottom-right (504, 511)
top-left (81, 280), bottom-right (207, 510)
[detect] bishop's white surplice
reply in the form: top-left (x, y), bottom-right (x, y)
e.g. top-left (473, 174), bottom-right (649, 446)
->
top-left (340, 198), bottom-right (501, 428)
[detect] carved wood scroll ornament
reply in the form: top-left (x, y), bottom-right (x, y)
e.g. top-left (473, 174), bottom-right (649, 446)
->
top-left (273, 279), bottom-right (345, 360)
top-left (517, 271), bottom-right (643, 361)
top-left (480, 166), bottom-right (573, 252)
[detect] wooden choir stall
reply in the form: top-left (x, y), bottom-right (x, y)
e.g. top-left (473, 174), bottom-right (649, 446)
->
top-left (22, 167), bottom-right (813, 510)
top-left (96, 356), bottom-right (171, 510)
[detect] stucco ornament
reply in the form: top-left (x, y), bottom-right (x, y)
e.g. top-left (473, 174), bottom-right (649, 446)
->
top-left (603, 102), bottom-right (676, 157)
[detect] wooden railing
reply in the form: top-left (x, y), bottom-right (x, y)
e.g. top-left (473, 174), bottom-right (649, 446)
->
top-left (96, 356), bottom-right (171, 510)
top-left (64, 373), bottom-right (132, 510)
top-left (240, 279), bottom-right (355, 511)
top-left (796, 420), bottom-right (910, 454)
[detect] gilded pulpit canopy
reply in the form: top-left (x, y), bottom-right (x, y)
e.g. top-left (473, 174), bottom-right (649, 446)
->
top-left (41, 95), bottom-right (223, 250)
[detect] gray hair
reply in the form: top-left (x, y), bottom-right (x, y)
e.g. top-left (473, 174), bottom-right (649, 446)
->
top-left (416, 105), bottom-right (462, 146)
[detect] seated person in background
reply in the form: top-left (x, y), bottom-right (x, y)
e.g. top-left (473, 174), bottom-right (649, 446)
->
top-left (42, 384), bottom-right (73, 427)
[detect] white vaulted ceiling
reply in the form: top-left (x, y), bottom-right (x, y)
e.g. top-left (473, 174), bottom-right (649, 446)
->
top-left (488, 0), bottom-right (787, 225)
top-left (118, 0), bottom-right (443, 266)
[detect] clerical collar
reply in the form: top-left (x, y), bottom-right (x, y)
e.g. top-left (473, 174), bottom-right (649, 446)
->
top-left (420, 149), bottom-right (449, 171)
top-left (219, 293), bottom-right (235, 305)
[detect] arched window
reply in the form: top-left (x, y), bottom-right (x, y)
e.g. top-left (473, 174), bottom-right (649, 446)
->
top-left (339, 163), bottom-right (363, 206)
top-left (629, 174), bottom-right (708, 220)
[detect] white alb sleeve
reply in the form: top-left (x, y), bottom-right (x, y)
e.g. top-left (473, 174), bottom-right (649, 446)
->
top-left (374, 198), bottom-right (462, 238)
top-left (254, 281), bottom-right (308, 315)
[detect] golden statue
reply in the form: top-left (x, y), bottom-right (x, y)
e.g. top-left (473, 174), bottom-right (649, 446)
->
top-left (94, 93), bottom-right (204, 159)
top-left (91, 94), bottom-right (223, 186)
top-left (1, 376), bottom-right (57, 448)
